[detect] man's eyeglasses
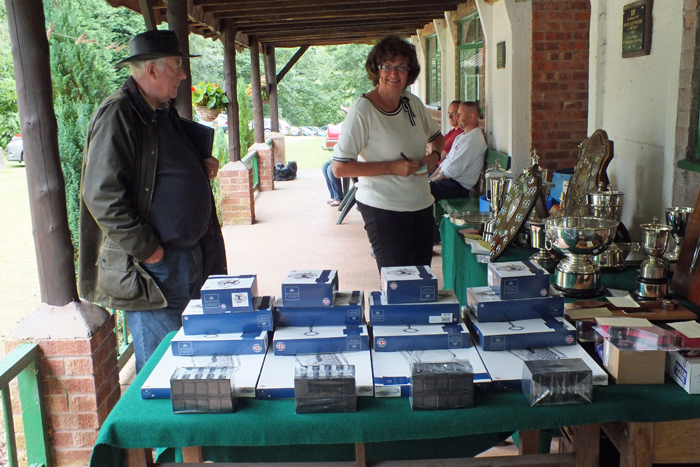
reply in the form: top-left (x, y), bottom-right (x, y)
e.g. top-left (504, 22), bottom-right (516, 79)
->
top-left (378, 64), bottom-right (410, 73)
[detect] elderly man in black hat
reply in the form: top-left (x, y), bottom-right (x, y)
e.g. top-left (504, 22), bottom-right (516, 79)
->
top-left (78, 30), bottom-right (227, 373)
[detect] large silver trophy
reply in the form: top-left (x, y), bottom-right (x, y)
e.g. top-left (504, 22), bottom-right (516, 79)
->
top-left (483, 161), bottom-right (513, 243)
top-left (544, 216), bottom-right (618, 297)
top-left (633, 218), bottom-right (672, 300)
top-left (587, 186), bottom-right (625, 269)
top-left (665, 207), bottom-right (694, 262)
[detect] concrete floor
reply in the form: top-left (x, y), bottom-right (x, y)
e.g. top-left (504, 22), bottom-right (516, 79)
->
top-left (221, 167), bottom-right (444, 296)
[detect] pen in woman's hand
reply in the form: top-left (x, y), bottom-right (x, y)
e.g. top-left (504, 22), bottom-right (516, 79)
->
top-left (400, 152), bottom-right (410, 161)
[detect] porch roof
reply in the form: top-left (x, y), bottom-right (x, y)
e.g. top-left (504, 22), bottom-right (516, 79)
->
top-left (105, 0), bottom-right (462, 47)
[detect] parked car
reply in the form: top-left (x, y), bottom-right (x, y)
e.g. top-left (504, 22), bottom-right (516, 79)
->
top-left (289, 126), bottom-right (302, 136)
top-left (6, 134), bottom-right (23, 163)
top-left (310, 126), bottom-right (325, 136)
top-left (299, 126), bottom-right (317, 136)
top-left (324, 123), bottom-right (342, 150)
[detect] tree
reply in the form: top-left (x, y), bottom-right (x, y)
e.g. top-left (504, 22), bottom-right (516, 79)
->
top-left (43, 0), bottom-right (143, 259)
top-left (0, 5), bottom-right (19, 148)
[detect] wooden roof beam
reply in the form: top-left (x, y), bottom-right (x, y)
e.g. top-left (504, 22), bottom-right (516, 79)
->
top-left (209, 4), bottom-right (457, 18)
top-left (237, 17), bottom-right (432, 35)
top-left (194, 0), bottom-right (458, 7)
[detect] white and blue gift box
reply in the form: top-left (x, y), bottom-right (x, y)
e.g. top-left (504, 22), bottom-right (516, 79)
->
top-left (487, 261), bottom-right (550, 300)
top-left (372, 348), bottom-right (491, 397)
top-left (182, 297), bottom-right (274, 335)
top-left (467, 286), bottom-right (564, 323)
top-left (201, 274), bottom-right (258, 313)
top-left (281, 270), bottom-right (339, 307)
top-left (273, 291), bottom-right (364, 327)
top-left (141, 348), bottom-right (266, 399)
top-left (475, 344), bottom-right (608, 390)
top-left (256, 346), bottom-right (374, 399)
top-left (381, 265), bottom-right (438, 304)
top-left (368, 289), bottom-right (460, 326)
top-left (469, 316), bottom-right (577, 351)
top-left (272, 325), bottom-right (369, 355)
top-left (372, 323), bottom-right (471, 352)
top-left (170, 328), bottom-right (268, 357)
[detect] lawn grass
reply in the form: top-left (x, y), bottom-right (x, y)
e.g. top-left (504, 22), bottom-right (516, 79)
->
top-left (283, 135), bottom-right (331, 170)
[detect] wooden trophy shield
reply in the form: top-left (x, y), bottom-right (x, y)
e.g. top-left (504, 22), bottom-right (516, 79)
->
top-left (563, 129), bottom-right (614, 216)
top-left (671, 188), bottom-right (700, 306)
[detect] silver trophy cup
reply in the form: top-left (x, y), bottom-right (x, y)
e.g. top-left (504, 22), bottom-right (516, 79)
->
top-left (665, 207), bottom-right (694, 262)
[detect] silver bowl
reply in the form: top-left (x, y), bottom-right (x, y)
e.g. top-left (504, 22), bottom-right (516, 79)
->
top-left (545, 216), bottom-right (619, 257)
top-left (545, 216), bottom-right (618, 297)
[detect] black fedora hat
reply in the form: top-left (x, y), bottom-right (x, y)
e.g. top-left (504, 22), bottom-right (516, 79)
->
top-left (115, 30), bottom-right (200, 69)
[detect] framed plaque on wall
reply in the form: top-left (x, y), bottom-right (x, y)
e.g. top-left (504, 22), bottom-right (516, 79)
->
top-left (622, 0), bottom-right (653, 58)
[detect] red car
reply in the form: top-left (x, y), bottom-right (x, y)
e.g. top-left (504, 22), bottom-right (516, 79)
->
top-left (324, 123), bottom-right (342, 150)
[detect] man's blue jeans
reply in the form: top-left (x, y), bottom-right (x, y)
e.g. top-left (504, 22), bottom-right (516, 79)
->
top-left (322, 160), bottom-right (344, 202)
top-left (126, 245), bottom-right (203, 373)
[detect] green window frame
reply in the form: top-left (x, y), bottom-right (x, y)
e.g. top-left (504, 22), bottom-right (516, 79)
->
top-left (457, 13), bottom-right (484, 114)
top-left (426, 35), bottom-right (441, 106)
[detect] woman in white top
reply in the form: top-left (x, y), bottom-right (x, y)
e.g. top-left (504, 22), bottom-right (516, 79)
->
top-left (333, 36), bottom-right (445, 271)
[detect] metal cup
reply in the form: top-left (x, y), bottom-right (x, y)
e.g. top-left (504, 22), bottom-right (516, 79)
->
top-left (665, 207), bottom-right (694, 261)
top-left (639, 220), bottom-right (671, 279)
top-left (486, 176), bottom-right (513, 215)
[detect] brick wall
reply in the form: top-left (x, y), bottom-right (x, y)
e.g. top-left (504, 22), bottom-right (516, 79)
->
top-left (5, 309), bottom-right (120, 467)
top-left (219, 160), bottom-right (255, 225)
top-left (531, 0), bottom-right (591, 174)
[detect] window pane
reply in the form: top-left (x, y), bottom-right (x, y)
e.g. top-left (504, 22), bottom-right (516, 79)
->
top-left (427, 37), bottom-right (441, 105)
top-left (462, 20), bottom-right (475, 45)
top-left (459, 47), bottom-right (484, 108)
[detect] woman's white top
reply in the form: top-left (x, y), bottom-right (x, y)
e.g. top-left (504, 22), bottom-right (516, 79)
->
top-left (333, 90), bottom-right (441, 212)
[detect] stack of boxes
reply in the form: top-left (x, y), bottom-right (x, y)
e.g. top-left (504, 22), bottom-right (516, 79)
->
top-left (369, 266), bottom-right (489, 409)
top-left (466, 261), bottom-right (607, 398)
top-left (257, 270), bottom-right (373, 411)
top-left (140, 274), bottom-right (271, 410)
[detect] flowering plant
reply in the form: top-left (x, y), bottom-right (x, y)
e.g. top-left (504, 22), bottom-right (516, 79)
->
top-left (192, 82), bottom-right (229, 110)
top-left (246, 75), bottom-right (269, 101)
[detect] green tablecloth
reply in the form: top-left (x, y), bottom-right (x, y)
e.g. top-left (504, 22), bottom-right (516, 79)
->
top-left (91, 228), bottom-right (700, 466)
top-left (92, 332), bottom-right (700, 466)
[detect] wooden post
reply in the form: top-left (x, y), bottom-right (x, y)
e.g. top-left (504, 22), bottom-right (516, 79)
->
top-left (167, 0), bottom-right (193, 119)
top-left (138, 0), bottom-right (157, 30)
top-left (5, 0), bottom-right (78, 306)
top-left (249, 36), bottom-right (265, 144)
top-left (265, 46), bottom-right (279, 133)
top-left (223, 19), bottom-right (242, 161)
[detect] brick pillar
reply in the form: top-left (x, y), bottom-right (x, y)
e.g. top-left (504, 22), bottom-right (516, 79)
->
top-left (4, 301), bottom-right (120, 467)
top-left (251, 142), bottom-right (275, 191)
top-left (270, 132), bottom-right (286, 166)
top-left (531, 0), bottom-right (591, 174)
top-left (219, 160), bottom-right (255, 225)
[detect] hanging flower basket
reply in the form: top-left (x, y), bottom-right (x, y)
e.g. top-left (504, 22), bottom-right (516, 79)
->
top-left (262, 98), bottom-right (270, 105)
top-left (194, 106), bottom-right (220, 122)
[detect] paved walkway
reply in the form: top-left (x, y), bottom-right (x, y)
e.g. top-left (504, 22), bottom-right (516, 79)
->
top-left (222, 168), bottom-right (444, 296)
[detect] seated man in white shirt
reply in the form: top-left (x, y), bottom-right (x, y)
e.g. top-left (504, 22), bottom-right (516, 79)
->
top-left (428, 101), bottom-right (487, 202)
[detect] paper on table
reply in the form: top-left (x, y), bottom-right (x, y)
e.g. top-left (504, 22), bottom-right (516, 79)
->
top-left (595, 317), bottom-right (653, 327)
top-left (607, 296), bottom-right (641, 308)
top-left (471, 241), bottom-right (491, 255)
top-left (566, 307), bottom-right (614, 320)
top-left (668, 321), bottom-right (700, 338)
top-left (460, 231), bottom-right (481, 239)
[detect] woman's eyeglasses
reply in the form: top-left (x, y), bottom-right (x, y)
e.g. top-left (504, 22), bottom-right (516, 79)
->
top-left (378, 64), bottom-right (410, 73)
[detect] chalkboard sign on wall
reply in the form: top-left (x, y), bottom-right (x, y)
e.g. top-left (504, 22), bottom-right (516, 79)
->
top-left (622, 0), bottom-right (652, 58)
